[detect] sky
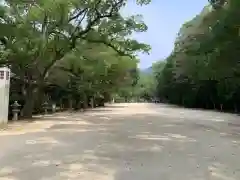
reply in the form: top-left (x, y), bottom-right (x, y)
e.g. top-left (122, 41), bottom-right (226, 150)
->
top-left (123, 0), bottom-right (208, 69)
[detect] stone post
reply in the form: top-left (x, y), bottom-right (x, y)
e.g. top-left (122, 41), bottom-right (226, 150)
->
top-left (42, 101), bottom-right (48, 115)
top-left (11, 101), bottom-right (21, 121)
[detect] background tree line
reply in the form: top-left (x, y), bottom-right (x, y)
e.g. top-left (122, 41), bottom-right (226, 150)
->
top-left (153, 0), bottom-right (240, 112)
top-left (0, 0), bottom-right (151, 118)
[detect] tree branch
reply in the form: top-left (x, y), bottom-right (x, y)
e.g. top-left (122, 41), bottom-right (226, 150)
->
top-left (43, 49), bottom-right (64, 79)
top-left (71, 0), bottom-right (124, 48)
top-left (68, 8), bottom-right (88, 22)
top-left (83, 37), bottom-right (133, 59)
top-left (42, 0), bottom-right (126, 79)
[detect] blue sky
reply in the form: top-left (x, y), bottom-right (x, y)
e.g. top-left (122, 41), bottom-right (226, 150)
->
top-left (123, 0), bottom-right (208, 69)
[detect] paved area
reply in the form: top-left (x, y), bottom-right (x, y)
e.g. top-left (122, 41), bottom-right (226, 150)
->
top-left (0, 103), bottom-right (240, 180)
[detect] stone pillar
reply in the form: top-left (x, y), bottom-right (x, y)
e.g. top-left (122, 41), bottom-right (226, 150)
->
top-left (42, 101), bottom-right (48, 115)
top-left (11, 101), bottom-right (21, 121)
top-left (0, 67), bottom-right (10, 125)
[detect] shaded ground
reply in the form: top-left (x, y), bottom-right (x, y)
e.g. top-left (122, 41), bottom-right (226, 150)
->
top-left (0, 103), bottom-right (240, 180)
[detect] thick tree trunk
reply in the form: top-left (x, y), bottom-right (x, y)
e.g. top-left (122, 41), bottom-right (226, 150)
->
top-left (99, 98), bottom-right (105, 107)
top-left (73, 96), bottom-right (81, 110)
top-left (75, 100), bottom-right (81, 110)
top-left (34, 89), bottom-right (45, 113)
top-left (22, 87), bottom-right (36, 118)
top-left (82, 94), bottom-right (88, 109)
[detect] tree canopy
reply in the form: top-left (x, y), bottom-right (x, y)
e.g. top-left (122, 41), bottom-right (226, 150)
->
top-left (0, 0), bottom-right (151, 117)
top-left (154, 0), bottom-right (240, 112)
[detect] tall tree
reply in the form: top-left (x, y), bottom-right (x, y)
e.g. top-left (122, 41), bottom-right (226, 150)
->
top-left (0, 0), bottom-right (151, 117)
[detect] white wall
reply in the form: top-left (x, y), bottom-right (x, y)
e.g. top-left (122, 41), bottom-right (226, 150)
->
top-left (0, 67), bottom-right (10, 125)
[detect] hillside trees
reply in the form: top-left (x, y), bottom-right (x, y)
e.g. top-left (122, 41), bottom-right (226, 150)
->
top-left (0, 0), bottom-right (151, 117)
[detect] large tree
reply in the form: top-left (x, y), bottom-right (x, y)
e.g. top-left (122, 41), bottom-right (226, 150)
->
top-left (0, 0), bottom-right (151, 117)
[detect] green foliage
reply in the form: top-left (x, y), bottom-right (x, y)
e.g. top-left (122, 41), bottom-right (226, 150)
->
top-left (154, 0), bottom-right (240, 112)
top-left (0, 0), bottom-right (151, 117)
top-left (115, 69), bottom-right (156, 102)
top-left (135, 72), bottom-right (155, 100)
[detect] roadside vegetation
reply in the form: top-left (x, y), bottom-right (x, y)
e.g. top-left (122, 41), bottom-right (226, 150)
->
top-left (0, 0), bottom-right (151, 118)
top-left (153, 0), bottom-right (240, 112)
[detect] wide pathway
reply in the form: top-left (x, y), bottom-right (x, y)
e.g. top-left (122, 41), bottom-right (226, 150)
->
top-left (0, 103), bottom-right (240, 180)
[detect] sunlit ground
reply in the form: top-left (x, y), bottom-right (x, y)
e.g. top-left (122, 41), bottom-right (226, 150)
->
top-left (0, 103), bottom-right (240, 180)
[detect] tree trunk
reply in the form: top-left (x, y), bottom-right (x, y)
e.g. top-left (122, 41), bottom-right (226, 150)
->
top-left (22, 87), bottom-right (35, 118)
top-left (93, 98), bottom-right (97, 107)
top-left (82, 93), bottom-right (88, 109)
top-left (68, 98), bottom-right (73, 110)
top-left (73, 96), bottom-right (81, 110)
top-left (90, 97), bottom-right (94, 108)
top-left (98, 98), bottom-right (105, 107)
top-left (34, 90), bottom-right (45, 113)
top-left (75, 101), bottom-right (81, 110)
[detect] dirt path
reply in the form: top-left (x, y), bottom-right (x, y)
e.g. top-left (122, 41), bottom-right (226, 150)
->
top-left (0, 103), bottom-right (240, 180)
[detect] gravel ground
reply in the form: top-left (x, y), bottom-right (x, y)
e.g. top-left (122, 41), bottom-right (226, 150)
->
top-left (0, 103), bottom-right (240, 180)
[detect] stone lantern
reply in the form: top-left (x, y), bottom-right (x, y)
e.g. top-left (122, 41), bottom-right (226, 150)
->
top-left (42, 101), bottom-right (49, 115)
top-left (11, 101), bottom-right (21, 121)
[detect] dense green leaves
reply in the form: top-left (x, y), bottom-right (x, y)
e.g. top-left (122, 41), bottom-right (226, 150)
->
top-left (154, 0), bottom-right (240, 112)
top-left (0, 0), bottom-right (151, 117)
